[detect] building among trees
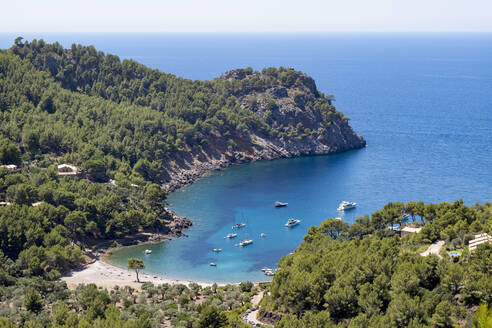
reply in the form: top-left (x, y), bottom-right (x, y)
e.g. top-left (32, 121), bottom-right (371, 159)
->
top-left (57, 164), bottom-right (81, 176)
top-left (469, 233), bottom-right (492, 252)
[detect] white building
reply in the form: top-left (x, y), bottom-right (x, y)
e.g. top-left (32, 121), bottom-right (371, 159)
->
top-left (57, 164), bottom-right (81, 176)
top-left (0, 164), bottom-right (18, 172)
top-left (469, 233), bottom-right (492, 252)
top-left (401, 226), bottom-right (422, 238)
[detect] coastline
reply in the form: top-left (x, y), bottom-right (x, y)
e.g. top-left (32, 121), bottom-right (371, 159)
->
top-left (62, 149), bottom-right (365, 289)
top-left (61, 258), bottom-right (222, 289)
top-left (161, 143), bottom-right (366, 193)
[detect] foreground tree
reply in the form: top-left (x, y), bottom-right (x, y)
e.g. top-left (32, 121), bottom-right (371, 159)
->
top-left (24, 288), bottom-right (44, 313)
top-left (128, 258), bottom-right (145, 283)
top-left (198, 305), bottom-right (228, 328)
top-left (319, 218), bottom-right (349, 240)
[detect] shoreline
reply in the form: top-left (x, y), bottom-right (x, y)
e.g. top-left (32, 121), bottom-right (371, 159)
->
top-left (161, 145), bottom-right (366, 193)
top-left (63, 239), bottom-right (272, 289)
top-left (61, 258), bottom-right (223, 289)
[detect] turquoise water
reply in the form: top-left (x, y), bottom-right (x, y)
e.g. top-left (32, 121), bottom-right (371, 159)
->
top-left (2, 33), bottom-right (490, 282)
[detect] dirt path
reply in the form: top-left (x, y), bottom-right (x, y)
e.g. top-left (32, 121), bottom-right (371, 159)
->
top-left (420, 240), bottom-right (445, 259)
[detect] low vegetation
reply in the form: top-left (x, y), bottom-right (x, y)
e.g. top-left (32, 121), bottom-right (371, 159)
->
top-left (0, 280), bottom-right (260, 327)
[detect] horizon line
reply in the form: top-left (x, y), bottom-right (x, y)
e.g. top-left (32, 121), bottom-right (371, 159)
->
top-left (2, 31), bottom-right (492, 34)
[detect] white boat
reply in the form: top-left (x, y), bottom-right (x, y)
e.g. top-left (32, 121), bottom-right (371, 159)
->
top-left (213, 248), bottom-right (222, 252)
top-left (261, 267), bottom-right (272, 272)
top-left (225, 233), bottom-right (238, 239)
top-left (274, 201), bottom-right (288, 207)
top-left (265, 270), bottom-right (275, 276)
top-left (337, 201), bottom-right (357, 211)
top-left (239, 239), bottom-right (253, 246)
top-left (210, 262), bottom-right (216, 266)
top-left (234, 223), bottom-right (246, 228)
top-left (285, 218), bottom-right (301, 227)
top-left (238, 216), bottom-right (253, 246)
top-left (144, 249), bottom-right (152, 254)
top-left (260, 233), bottom-right (266, 237)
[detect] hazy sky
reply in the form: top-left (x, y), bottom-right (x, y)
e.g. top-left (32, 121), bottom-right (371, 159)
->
top-left (2, 0), bottom-right (492, 33)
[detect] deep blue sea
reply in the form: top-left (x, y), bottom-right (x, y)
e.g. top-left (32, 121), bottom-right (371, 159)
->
top-left (2, 33), bottom-right (491, 283)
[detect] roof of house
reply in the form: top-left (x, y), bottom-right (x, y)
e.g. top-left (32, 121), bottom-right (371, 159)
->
top-left (57, 164), bottom-right (80, 175)
top-left (1, 164), bottom-right (18, 170)
top-left (401, 226), bottom-right (422, 233)
top-left (57, 164), bottom-right (78, 170)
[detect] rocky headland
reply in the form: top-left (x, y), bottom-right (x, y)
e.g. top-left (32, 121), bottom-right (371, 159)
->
top-left (161, 68), bottom-right (365, 192)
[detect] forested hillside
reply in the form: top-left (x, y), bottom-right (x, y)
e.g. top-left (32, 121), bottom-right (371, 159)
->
top-left (3, 37), bottom-right (365, 190)
top-left (261, 200), bottom-right (492, 328)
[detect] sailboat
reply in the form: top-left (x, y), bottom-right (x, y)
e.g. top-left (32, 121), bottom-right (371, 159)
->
top-left (239, 217), bottom-right (253, 247)
top-left (225, 232), bottom-right (237, 239)
top-left (225, 216), bottom-right (239, 238)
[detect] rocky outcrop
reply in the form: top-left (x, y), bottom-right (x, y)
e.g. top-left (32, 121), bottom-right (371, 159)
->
top-left (258, 311), bottom-right (283, 325)
top-left (86, 208), bottom-right (192, 257)
top-left (161, 68), bottom-right (365, 192)
top-left (160, 208), bottom-right (193, 236)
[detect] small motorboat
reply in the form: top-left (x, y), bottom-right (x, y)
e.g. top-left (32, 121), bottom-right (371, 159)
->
top-left (337, 201), bottom-right (357, 211)
top-left (261, 267), bottom-right (272, 272)
top-left (213, 248), bottom-right (222, 252)
top-left (260, 233), bottom-right (266, 237)
top-left (210, 262), bottom-right (216, 266)
top-left (274, 201), bottom-right (288, 207)
top-left (235, 223), bottom-right (246, 228)
top-left (264, 270), bottom-right (275, 276)
top-left (285, 218), bottom-right (301, 227)
top-left (239, 239), bottom-right (253, 246)
top-left (144, 249), bottom-right (152, 254)
top-left (225, 233), bottom-right (238, 239)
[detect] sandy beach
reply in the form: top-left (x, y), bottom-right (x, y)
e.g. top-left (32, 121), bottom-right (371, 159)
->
top-left (62, 260), bottom-right (218, 289)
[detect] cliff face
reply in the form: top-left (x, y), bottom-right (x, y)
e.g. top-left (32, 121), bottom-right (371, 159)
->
top-left (161, 68), bottom-right (365, 191)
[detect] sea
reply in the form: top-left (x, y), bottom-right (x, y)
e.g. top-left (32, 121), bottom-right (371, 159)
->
top-left (1, 33), bottom-right (491, 283)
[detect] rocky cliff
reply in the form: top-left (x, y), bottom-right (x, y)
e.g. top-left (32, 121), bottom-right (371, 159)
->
top-left (161, 68), bottom-right (365, 191)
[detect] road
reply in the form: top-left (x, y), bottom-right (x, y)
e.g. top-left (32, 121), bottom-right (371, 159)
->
top-left (244, 291), bottom-right (271, 327)
top-left (420, 240), bottom-right (445, 258)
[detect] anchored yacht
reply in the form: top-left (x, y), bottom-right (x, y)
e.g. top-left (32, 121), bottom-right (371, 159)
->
top-left (274, 201), bottom-right (288, 207)
top-left (285, 218), bottom-right (301, 227)
top-left (239, 239), bottom-right (253, 246)
top-left (337, 201), bottom-right (357, 211)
